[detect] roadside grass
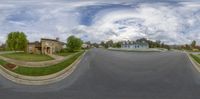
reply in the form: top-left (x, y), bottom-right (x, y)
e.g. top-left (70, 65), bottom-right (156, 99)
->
top-left (0, 59), bottom-right (9, 66)
top-left (190, 54), bottom-right (200, 64)
top-left (0, 51), bottom-right (84, 76)
top-left (56, 52), bottom-right (75, 56)
top-left (0, 52), bottom-right (54, 62)
top-left (197, 54), bottom-right (200, 58)
top-left (56, 50), bottom-right (82, 56)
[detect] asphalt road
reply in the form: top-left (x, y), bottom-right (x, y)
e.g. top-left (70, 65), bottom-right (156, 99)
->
top-left (0, 48), bottom-right (200, 99)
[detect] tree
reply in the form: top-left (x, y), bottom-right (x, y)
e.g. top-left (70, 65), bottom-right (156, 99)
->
top-left (164, 45), bottom-right (171, 50)
top-left (113, 42), bottom-right (121, 48)
top-left (155, 40), bottom-right (161, 47)
top-left (6, 32), bottom-right (28, 51)
top-left (136, 38), bottom-right (148, 42)
top-left (185, 44), bottom-right (191, 50)
top-left (191, 40), bottom-right (196, 48)
top-left (106, 40), bottom-right (114, 48)
top-left (92, 43), bottom-right (99, 48)
top-left (161, 43), bottom-right (165, 48)
top-left (100, 41), bottom-right (105, 47)
top-left (85, 41), bottom-right (91, 45)
top-left (66, 35), bottom-right (83, 52)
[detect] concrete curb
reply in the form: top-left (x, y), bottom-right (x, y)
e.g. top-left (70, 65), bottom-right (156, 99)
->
top-left (0, 51), bottom-right (86, 85)
top-left (186, 52), bottom-right (200, 72)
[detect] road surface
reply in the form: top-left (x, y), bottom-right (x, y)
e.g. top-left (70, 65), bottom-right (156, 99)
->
top-left (0, 49), bottom-right (200, 99)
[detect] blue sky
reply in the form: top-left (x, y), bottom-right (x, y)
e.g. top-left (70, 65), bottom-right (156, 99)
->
top-left (0, 0), bottom-right (200, 44)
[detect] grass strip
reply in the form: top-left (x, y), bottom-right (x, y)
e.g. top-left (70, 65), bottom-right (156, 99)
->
top-left (56, 50), bottom-right (82, 56)
top-left (190, 54), bottom-right (200, 64)
top-left (56, 52), bottom-right (75, 56)
top-left (0, 59), bottom-right (9, 66)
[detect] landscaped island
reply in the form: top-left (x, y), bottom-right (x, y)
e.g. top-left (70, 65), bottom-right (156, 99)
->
top-left (0, 51), bottom-right (84, 76)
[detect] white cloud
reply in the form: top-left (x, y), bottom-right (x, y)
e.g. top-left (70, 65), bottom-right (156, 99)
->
top-left (0, 1), bottom-right (200, 44)
top-left (70, 2), bottom-right (200, 44)
top-left (0, 1), bottom-right (87, 42)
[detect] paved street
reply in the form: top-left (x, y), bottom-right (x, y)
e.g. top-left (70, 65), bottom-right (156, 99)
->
top-left (0, 48), bottom-right (200, 99)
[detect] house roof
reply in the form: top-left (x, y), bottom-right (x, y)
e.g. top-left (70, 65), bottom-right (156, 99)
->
top-left (28, 41), bottom-right (41, 47)
top-left (28, 38), bottom-right (66, 46)
top-left (41, 38), bottom-right (58, 42)
top-left (41, 38), bottom-right (66, 45)
top-left (28, 41), bottom-right (40, 44)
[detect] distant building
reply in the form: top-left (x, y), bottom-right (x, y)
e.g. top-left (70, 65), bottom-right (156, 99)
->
top-left (0, 44), bottom-right (6, 51)
top-left (82, 44), bottom-right (90, 49)
top-left (27, 38), bottom-right (65, 54)
top-left (121, 40), bottom-right (149, 49)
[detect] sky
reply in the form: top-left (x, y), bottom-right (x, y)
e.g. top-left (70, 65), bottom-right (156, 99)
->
top-left (0, 0), bottom-right (200, 45)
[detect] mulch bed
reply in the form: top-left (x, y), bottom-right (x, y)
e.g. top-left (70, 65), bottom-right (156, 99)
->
top-left (3, 63), bottom-right (17, 70)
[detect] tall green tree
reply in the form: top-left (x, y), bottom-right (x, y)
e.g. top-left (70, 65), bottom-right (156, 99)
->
top-left (113, 42), bottom-right (121, 48)
top-left (191, 40), bottom-right (196, 48)
top-left (100, 41), bottom-right (105, 47)
top-left (6, 32), bottom-right (28, 51)
top-left (106, 40), bottom-right (114, 48)
top-left (185, 44), bottom-right (192, 50)
top-left (67, 35), bottom-right (83, 52)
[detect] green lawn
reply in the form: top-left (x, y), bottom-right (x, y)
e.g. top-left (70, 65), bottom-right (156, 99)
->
top-left (56, 50), bottom-right (82, 56)
top-left (0, 51), bottom-right (84, 76)
top-left (197, 54), bottom-right (200, 58)
top-left (56, 52), bottom-right (75, 56)
top-left (1, 52), bottom-right (54, 62)
top-left (0, 59), bottom-right (9, 66)
top-left (190, 54), bottom-right (200, 64)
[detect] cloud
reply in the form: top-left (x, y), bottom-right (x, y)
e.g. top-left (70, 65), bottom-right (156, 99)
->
top-left (0, 0), bottom-right (200, 45)
top-left (71, 2), bottom-right (200, 44)
top-left (0, 1), bottom-right (87, 42)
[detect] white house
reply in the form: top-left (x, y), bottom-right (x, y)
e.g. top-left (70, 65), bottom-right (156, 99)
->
top-left (121, 41), bottom-right (149, 49)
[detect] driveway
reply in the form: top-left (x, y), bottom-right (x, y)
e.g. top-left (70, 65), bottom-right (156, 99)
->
top-left (0, 48), bottom-right (200, 99)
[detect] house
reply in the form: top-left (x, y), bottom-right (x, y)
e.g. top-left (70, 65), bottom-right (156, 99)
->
top-left (121, 40), bottom-right (149, 49)
top-left (27, 38), bottom-right (65, 54)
